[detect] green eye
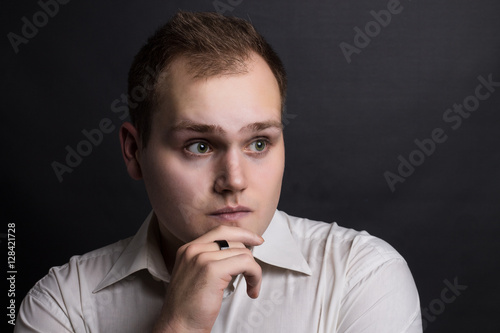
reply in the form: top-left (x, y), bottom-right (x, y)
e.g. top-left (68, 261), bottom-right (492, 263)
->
top-left (187, 142), bottom-right (211, 154)
top-left (250, 140), bottom-right (267, 152)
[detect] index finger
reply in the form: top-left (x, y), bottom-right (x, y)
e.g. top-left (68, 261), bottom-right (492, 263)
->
top-left (193, 225), bottom-right (264, 247)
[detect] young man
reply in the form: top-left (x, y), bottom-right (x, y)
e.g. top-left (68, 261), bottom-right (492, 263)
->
top-left (16, 12), bottom-right (422, 332)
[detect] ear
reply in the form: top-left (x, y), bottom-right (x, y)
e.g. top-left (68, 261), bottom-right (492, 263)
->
top-left (119, 122), bottom-right (143, 180)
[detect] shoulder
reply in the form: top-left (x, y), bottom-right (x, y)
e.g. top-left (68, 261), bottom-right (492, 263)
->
top-left (26, 237), bottom-right (132, 304)
top-left (279, 210), bottom-right (409, 283)
top-left (278, 211), bottom-right (422, 331)
top-left (51, 237), bottom-right (131, 278)
top-left (280, 210), bottom-right (401, 256)
top-left (15, 237), bottom-right (133, 331)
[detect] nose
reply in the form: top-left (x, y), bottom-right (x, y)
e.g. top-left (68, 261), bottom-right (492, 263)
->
top-left (214, 148), bottom-right (248, 194)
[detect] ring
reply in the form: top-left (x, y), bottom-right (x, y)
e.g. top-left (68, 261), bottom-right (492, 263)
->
top-left (214, 240), bottom-right (230, 250)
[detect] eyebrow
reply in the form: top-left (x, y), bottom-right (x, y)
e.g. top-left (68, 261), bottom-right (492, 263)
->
top-left (242, 121), bottom-right (283, 132)
top-left (169, 120), bottom-right (283, 134)
top-left (170, 121), bottom-right (224, 134)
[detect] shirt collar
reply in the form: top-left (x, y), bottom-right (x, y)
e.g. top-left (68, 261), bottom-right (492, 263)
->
top-left (94, 209), bottom-right (311, 293)
top-left (253, 210), bottom-right (312, 276)
top-left (93, 211), bottom-right (169, 293)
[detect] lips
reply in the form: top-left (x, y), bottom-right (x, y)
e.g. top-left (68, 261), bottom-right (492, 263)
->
top-left (208, 206), bottom-right (252, 221)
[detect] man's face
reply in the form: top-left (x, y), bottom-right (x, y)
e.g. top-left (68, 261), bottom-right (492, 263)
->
top-left (137, 54), bottom-right (284, 245)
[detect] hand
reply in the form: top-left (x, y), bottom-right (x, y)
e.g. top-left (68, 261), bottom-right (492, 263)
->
top-left (153, 225), bottom-right (264, 333)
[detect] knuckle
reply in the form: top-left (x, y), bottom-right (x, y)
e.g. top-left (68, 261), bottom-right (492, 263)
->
top-left (182, 243), bottom-right (201, 259)
top-left (241, 247), bottom-right (253, 256)
top-left (200, 260), bottom-right (218, 276)
top-left (175, 244), bottom-right (188, 261)
top-left (256, 262), bottom-right (262, 273)
top-left (193, 251), bottom-right (209, 265)
top-left (238, 251), bottom-right (256, 264)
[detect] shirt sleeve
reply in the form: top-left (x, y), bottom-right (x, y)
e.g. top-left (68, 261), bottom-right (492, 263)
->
top-left (14, 284), bottom-right (75, 333)
top-left (14, 260), bottom-right (89, 333)
top-left (336, 241), bottom-right (423, 332)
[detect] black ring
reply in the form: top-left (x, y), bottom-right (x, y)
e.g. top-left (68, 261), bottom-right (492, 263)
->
top-left (214, 240), bottom-right (230, 250)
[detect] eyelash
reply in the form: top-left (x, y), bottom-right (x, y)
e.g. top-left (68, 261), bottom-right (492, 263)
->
top-left (184, 140), bottom-right (213, 156)
top-left (183, 138), bottom-right (271, 157)
top-left (246, 138), bottom-right (271, 155)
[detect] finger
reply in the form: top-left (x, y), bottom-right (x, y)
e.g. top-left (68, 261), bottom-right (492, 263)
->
top-left (193, 225), bottom-right (264, 246)
top-left (179, 241), bottom-right (249, 260)
top-left (212, 241), bottom-right (247, 251)
top-left (243, 265), bottom-right (262, 299)
top-left (194, 247), bottom-right (254, 263)
top-left (214, 254), bottom-right (262, 299)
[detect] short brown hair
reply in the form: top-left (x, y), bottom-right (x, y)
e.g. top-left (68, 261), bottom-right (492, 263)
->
top-left (127, 11), bottom-right (287, 147)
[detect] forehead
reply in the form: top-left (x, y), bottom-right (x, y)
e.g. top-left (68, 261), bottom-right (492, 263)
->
top-left (153, 54), bottom-right (282, 133)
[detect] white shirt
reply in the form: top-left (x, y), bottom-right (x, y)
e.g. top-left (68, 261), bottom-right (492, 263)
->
top-left (15, 210), bottom-right (422, 332)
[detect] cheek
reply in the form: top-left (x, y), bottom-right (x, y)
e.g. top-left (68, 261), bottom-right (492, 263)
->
top-left (253, 152), bottom-right (285, 197)
top-left (145, 155), bottom-right (213, 207)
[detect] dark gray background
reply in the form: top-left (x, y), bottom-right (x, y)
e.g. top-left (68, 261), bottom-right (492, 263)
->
top-left (3, 0), bottom-right (500, 332)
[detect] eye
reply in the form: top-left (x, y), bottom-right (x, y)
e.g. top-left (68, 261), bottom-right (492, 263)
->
top-left (186, 142), bottom-right (212, 155)
top-left (248, 139), bottom-right (267, 152)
